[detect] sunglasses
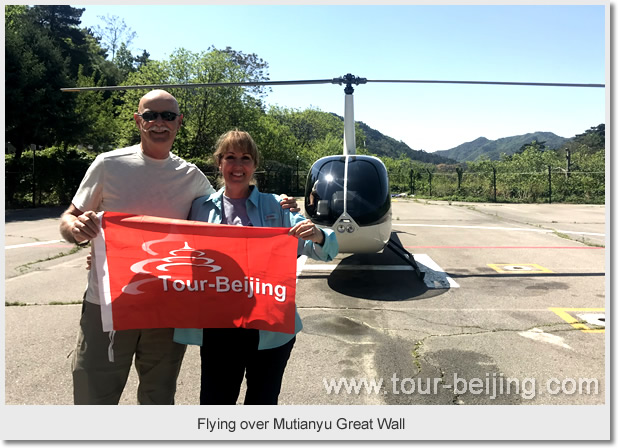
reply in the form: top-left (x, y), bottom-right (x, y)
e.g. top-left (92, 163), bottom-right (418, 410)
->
top-left (137, 111), bottom-right (180, 122)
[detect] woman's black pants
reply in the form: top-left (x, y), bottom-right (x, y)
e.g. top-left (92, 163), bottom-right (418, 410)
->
top-left (200, 328), bottom-right (296, 405)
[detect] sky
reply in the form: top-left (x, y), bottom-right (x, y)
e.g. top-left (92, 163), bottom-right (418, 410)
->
top-left (77, 2), bottom-right (607, 153)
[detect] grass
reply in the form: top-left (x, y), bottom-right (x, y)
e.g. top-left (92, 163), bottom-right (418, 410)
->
top-left (551, 230), bottom-right (605, 248)
top-left (6, 301), bottom-right (82, 306)
top-left (411, 340), bottom-right (424, 372)
top-left (16, 245), bottom-right (84, 273)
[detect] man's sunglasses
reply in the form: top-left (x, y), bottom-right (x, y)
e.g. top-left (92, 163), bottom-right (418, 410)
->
top-left (137, 111), bottom-right (180, 122)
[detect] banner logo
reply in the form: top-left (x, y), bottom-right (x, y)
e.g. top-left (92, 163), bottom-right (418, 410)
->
top-left (94, 212), bottom-right (298, 333)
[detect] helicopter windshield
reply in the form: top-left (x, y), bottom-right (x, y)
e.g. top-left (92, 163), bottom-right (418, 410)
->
top-left (304, 155), bottom-right (390, 227)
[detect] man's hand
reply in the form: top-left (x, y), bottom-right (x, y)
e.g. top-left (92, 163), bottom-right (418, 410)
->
top-left (280, 194), bottom-right (300, 213)
top-left (60, 205), bottom-right (101, 245)
top-left (71, 211), bottom-right (100, 243)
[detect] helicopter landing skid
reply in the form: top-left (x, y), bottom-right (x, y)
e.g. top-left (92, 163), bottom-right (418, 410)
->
top-left (385, 238), bottom-right (425, 281)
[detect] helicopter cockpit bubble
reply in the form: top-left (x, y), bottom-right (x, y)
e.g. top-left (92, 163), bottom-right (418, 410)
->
top-left (304, 154), bottom-right (391, 228)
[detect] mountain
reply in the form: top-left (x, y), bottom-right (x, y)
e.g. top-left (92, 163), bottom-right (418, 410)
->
top-left (434, 132), bottom-right (570, 162)
top-left (355, 120), bottom-right (457, 164)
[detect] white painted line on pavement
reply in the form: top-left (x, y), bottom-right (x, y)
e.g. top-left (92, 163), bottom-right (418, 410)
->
top-left (393, 223), bottom-right (604, 237)
top-left (575, 313), bottom-right (605, 328)
top-left (518, 327), bottom-right (572, 350)
top-left (5, 240), bottom-right (66, 250)
top-left (303, 265), bottom-right (413, 271)
top-left (415, 253), bottom-right (460, 289)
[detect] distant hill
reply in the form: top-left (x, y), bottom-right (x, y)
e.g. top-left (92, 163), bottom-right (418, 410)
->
top-left (434, 132), bottom-right (570, 162)
top-left (353, 119), bottom-right (457, 164)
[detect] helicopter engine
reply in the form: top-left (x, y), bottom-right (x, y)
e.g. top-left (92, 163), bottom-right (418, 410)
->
top-left (304, 154), bottom-right (392, 253)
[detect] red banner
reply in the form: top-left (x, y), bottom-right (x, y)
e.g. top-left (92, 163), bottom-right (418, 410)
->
top-left (92, 212), bottom-right (298, 333)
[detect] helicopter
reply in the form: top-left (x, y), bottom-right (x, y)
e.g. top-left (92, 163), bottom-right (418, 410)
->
top-left (62, 74), bottom-right (604, 280)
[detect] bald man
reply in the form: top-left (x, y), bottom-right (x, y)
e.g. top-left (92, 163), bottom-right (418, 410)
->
top-left (60, 90), bottom-right (295, 405)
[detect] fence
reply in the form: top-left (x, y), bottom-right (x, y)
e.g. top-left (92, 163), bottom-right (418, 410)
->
top-left (5, 153), bottom-right (605, 209)
top-left (5, 152), bottom-right (309, 208)
top-left (402, 167), bottom-right (605, 204)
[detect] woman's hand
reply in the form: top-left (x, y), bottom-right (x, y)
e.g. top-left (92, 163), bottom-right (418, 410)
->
top-left (279, 194), bottom-right (300, 213)
top-left (289, 220), bottom-right (324, 245)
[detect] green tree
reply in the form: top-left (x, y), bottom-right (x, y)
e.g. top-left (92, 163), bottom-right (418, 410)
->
top-left (5, 6), bottom-right (75, 158)
top-left (516, 139), bottom-right (546, 154)
top-left (134, 50), bottom-right (151, 70)
top-left (31, 5), bottom-right (91, 77)
top-left (250, 113), bottom-right (299, 166)
top-left (268, 107), bottom-right (359, 165)
top-left (176, 47), bottom-right (270, 157)
top-left (93, 14), bottom-right (136, 62)
top-left (5, 5), bottom-right (127, 206)
top-left (114, 42), bottom-right (137, 77)
top-left (72, 66), bottom-right (118, 151)
top-left (573, 124), bottom-right (604, 153)
top-left (113, 47), bottom-right (271, 160)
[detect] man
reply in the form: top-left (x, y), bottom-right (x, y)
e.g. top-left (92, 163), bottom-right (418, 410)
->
top-left (60, 89), bottom-right (297, 404)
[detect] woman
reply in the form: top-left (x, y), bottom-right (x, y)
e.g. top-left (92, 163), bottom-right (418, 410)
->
top-left (174, 130), bottom-right (338, 405)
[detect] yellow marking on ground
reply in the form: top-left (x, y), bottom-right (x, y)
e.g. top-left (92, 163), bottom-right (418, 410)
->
top-left (487, 263), bottom-right (553, 274)
top-left (549, 307), bottom-right (605, 333)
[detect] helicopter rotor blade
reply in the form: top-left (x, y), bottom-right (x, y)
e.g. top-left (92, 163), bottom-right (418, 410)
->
top-left (61, 75), bottom-right (604, 92)
top-left (60, 78), bottom-right (340, 92)
top-left (367, 79), bottom-right (605, 88)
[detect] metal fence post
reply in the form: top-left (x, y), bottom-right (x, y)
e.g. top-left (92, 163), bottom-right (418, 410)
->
top-left (492, 167), bottom-right (497, 202)
top-left (32, 145), bottom-right (36, 208)
top-left (548, 165), bottom-right (552, 204)
top-left (426, 169), bottom-right (433, 197)
top-left (456, 166), bottom-right (463, 192)
top-left (296, 156), bottom-right (300, 196)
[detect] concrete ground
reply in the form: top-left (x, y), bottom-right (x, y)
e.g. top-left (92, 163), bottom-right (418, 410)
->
top-left (3, 200), bottom-right (608, 440)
